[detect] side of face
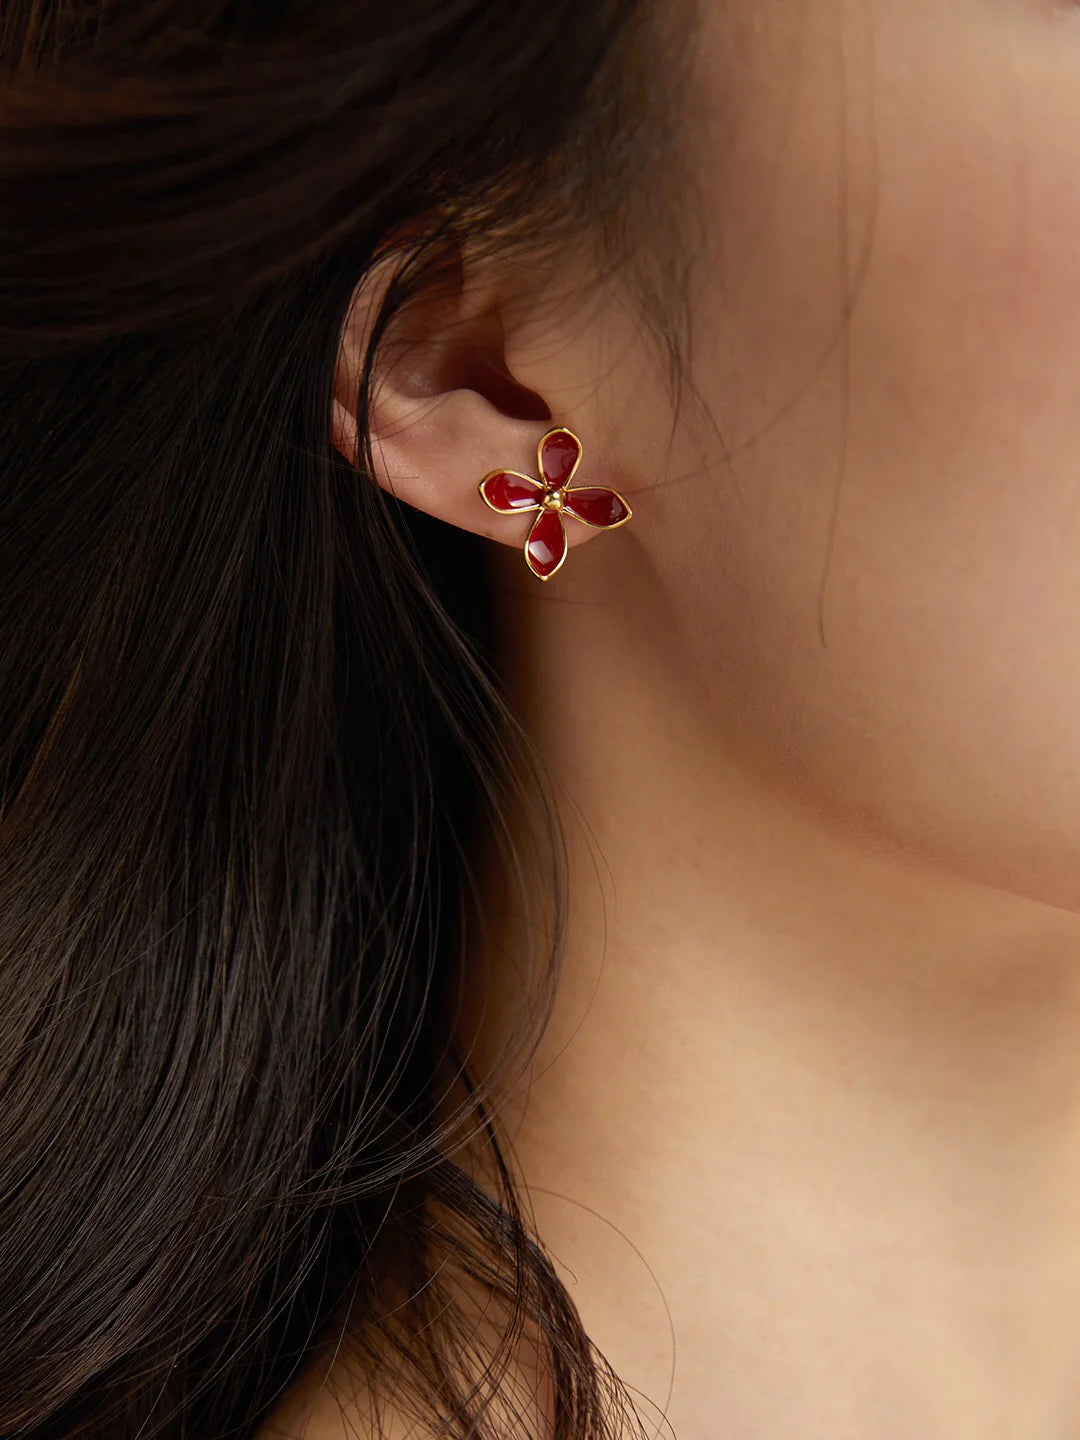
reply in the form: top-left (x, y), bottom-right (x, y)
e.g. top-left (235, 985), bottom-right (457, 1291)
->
top-left (607, 0), bottom-right (1080, 909)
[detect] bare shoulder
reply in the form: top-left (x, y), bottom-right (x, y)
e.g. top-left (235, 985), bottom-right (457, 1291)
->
top-left (255, 1354), bottom-right (427, 1440)
top-left (256, 1267), bottom-right (551, 1440)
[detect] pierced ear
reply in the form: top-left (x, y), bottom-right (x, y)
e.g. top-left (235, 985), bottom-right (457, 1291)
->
top-left (330, 248), bottom-right (627, 569)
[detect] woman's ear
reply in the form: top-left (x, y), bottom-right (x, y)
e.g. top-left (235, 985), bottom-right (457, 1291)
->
top-left (330, 248), bottom-right (633, 569)
top-left (332, 250), bottom-right (550, 544)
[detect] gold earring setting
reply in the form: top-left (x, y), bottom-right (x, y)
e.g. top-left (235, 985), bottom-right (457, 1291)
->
top-left (478, 427), bottom-right (632, 580)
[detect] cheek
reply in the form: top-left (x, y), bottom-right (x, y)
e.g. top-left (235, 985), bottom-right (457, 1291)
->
top-left (859, 5), bottom-right (1080, 464)
top-left (666, 0), bottom-right (1080, 908)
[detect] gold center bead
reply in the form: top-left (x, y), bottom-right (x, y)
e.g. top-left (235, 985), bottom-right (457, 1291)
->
top-left (544, 488), bottom-right (567, 510)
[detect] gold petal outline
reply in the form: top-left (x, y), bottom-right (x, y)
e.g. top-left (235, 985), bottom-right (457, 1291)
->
top-left (478, 468), bottom-right (544, 514)
top-left (524, 507), bottom-right (568, 581)
top-left (562, 486), bottom-right (634, 531)
top-left (536, 427), bottom-right (583, 490)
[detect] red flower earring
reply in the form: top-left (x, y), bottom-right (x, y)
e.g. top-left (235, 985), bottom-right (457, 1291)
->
top-left (478, 427), bottom-right (633, 581)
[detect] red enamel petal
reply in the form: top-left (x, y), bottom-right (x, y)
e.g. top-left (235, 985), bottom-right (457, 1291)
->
top-left (538, 429), bottom-right (581, 488)
top-left (525, 507), bottom-right (567, 580)
top-left (563, 487), bottom-right (631, 528)
top-left (479, 470), bottom-right (543, 512)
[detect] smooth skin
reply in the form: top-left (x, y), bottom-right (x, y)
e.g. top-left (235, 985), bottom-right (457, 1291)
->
top-left (267, 1), bottom-right (1080, 1435)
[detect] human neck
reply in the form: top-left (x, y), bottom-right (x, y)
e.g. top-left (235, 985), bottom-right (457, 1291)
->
top-left (466, 560), bottom-right (1080, 1439)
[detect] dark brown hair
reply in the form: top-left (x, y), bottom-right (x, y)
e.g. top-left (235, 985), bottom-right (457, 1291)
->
top-left (0, 2), bottom-right (678, 1435)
